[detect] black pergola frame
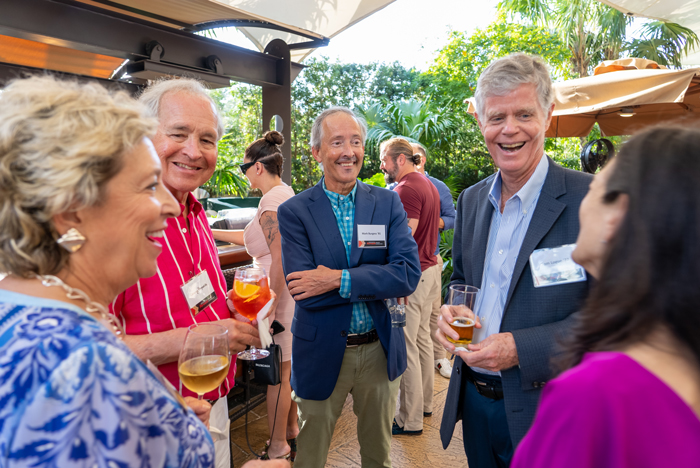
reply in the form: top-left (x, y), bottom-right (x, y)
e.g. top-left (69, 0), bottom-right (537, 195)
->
top-left (0, 0), bottom-right (318, 184)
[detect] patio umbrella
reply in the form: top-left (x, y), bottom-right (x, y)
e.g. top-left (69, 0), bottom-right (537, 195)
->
top-left (546, 58), bottom-right (700, 137)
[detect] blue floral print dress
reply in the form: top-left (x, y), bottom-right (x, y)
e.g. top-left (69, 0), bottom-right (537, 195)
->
top-left (0, 291), bottom-right (215, 467)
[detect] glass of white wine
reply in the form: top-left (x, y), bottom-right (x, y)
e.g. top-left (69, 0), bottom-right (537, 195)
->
top-left (178, 323), bottom-right (230, 399)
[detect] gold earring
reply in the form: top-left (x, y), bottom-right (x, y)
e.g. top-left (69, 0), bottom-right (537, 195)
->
top-left (57, 227), bottom-right (86, 253)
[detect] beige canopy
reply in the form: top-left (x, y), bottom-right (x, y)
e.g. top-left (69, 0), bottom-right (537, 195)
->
top-left (546, 59), bottom-right (700, 137)
top-left (0, 0), bottom-right (394, 84)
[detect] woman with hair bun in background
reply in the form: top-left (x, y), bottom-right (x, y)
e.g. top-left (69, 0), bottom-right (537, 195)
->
top-left (211, 131), bottom-right (298, 461)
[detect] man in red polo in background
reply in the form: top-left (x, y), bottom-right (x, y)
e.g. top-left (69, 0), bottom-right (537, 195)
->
top-left (380, 137), bottom-right (441, 436)
top-left (110, 78), bottom-right (261, 468)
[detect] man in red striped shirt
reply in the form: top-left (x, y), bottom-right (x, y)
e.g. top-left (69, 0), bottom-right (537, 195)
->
top-left (110, 79), bottom-right (261, 467)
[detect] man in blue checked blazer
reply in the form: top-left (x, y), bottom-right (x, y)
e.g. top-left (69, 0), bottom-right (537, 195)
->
top-left (435, 54), bottom-right (593, 468)
top-left (278, 107), bottom-right (421, 468)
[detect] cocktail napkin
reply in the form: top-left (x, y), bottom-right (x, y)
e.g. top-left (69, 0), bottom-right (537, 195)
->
top-left (256, 299), bottom-right (274, 348)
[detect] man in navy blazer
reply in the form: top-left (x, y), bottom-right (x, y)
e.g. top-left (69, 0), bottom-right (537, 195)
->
top-left (435, 54), bottom-right (593, 467)
top-left (278, 107), bottom-right (421, 468)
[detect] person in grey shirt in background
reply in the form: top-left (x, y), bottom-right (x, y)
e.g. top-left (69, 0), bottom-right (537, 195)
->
top-left (387, 143), bottom-right (457, 378)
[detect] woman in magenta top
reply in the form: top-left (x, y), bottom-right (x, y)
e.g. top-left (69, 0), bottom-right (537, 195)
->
top-left (512, 126), bottom-right (700, 468)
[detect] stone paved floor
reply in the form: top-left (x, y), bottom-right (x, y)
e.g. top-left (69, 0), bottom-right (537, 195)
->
top-left (230, 364), bottom-right (468, 467)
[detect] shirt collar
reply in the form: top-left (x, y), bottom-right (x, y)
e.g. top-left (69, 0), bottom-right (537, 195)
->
top-left (488, 154), bottom-right (549, 211)
top-left (322, 178), bottom-right (357, 205)
top-left (180, 192), bottom-right (203, 217)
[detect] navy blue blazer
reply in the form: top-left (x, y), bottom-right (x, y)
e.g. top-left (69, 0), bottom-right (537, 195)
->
top-left (440, 158), bottom-right (593, 446)
top-left (278, 179), bottom-right (421, 401)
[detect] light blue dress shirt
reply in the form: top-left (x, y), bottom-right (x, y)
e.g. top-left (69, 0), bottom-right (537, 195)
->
top-left (472, 155), bottom-right (549, 375)
top-left (322, 180), bottom-right (374, 334)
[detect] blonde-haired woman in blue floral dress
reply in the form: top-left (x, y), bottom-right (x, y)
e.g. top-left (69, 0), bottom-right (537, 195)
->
top-left (0, 76), bottom-right (212, 467)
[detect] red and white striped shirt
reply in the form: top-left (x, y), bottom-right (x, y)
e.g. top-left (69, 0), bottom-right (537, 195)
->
top-left (110, 193), bottom-right (234, 400)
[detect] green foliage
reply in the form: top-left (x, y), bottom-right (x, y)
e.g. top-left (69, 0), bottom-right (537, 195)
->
top-left (498, 0), bottom-right (699, 76)
top-left (626, 21), bottom-right (700, 68)
top-left (361, 172), bottom-right (386, 188)
top-left (202, 138), bottom-right (250, 197)
top-left (439, 229), bottom-right (455, 298)
top-left (357, 99), bottom-right (462, 177)
top-left (424, 22), bottom-right (573, 110)
top-left (290, 57), bottom-right (425, 192)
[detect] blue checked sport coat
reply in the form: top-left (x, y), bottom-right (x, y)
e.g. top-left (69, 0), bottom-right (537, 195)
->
top-left (278, 179), bottom-right (421, 401)
top-left (440, 158), bottom-right (594, 447)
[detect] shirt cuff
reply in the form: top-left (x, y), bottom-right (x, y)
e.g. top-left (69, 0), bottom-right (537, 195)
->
top-left (339, 270), bottom-right (351, 298)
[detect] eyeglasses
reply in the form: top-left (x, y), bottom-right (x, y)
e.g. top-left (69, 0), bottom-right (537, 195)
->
top-left (239, 161), bottom-right (255, 175)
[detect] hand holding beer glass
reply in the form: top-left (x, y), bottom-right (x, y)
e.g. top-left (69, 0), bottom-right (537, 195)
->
top-left (442, 285), bottom-right (480, 351)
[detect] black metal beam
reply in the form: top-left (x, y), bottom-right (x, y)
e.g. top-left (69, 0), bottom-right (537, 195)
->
top-left (262, 40), bottom-right (293, 186)
top-left (0, 61), bottom-right (143, 95)
top-left (189, 19), bottom-right (326, 43)
top-left (0, 0), bottom-right (284, 87)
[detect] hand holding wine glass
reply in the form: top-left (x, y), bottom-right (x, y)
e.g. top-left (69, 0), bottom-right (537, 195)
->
top-left (178, 323), bottom-right (231, 399)
top-left (227, 266), bottom-right (272, 360)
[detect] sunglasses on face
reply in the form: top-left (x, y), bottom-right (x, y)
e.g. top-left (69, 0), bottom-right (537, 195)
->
top-left (239, 161), bottom-right (255, 174)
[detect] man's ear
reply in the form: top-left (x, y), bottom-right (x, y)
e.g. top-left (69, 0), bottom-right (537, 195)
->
top-left (311, 146), bottom-right (322, 163)
top-left (475, 113), bottom-right (484, 134)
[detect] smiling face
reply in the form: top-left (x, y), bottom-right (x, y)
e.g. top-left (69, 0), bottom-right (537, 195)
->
top-left (312, 112), bottom-right (364, 195)
top-left (76, 139), bottom-right (180, 292)
top-left (151, 91), bottom-right (219, 203)
top-left (476, 84), bottom-right (553, 186)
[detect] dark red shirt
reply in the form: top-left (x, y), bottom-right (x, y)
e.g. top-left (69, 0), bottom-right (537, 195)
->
top-left (395, 172), bottom-right (440, 271)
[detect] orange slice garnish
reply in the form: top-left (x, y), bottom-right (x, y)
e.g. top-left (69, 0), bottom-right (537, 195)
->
top-left (234, 281), bottom-right (260, 299)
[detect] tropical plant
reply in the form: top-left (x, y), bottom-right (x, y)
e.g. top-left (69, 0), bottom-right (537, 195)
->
top-left (498, 0), bottom-right (699, 76)
top-left (357, 99), bottom-right (462, 178)
top-left (439, 229), bottom-right (455, 297)
top-left (361, 172), bottom-right (387, 188)
top-left (200, 132), bottom-right (250, 197)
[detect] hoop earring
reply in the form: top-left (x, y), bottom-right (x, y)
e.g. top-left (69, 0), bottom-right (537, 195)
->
top-left (57, 227), bottom-right (86, 253)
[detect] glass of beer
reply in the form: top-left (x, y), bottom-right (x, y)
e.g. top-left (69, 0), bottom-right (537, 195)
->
top-left (227, 266), bottom-right (271, 360)
top-left (446, 285), bottom-right (479, 347)
top-left (178, 323), bottom-right (230, 399)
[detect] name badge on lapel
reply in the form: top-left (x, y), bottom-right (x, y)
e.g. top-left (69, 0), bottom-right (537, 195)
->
top-left (357, 224), bottom-right (386, 248)
top-left (181, 270), bottom-right (217, 315)
top-left (529, 244), bottom-right (587, 288)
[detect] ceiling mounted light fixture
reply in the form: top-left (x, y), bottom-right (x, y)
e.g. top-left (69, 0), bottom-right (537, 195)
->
top-left (618, 107), bottom-right (635, 117)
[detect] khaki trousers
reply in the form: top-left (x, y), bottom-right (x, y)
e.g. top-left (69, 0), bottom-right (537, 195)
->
top-left (292, 340), bottom-right (401, 468)
top-left (430, 255), bottom-right (446, 361)
top-left (395, 262), bottom-right (441, 431)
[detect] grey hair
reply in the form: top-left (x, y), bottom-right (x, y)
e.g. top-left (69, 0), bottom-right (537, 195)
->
top-left (474, 53), bottom-right (554, 118)
top-left (411, 142), bottom-right (428, 159)
top-left (138, 78), bottom-right (225, 140)
top-left (310, 106), bottom-right (367, 150)
top-left (0, 76), bottom-right (157, 277)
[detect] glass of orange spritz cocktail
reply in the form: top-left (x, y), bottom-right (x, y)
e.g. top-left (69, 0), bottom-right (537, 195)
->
top-left (228, 266), bottom-right (272, 360)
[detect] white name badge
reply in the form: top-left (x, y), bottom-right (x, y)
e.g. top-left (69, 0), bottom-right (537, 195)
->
top-left (357, 224), bottom-right (386, 248)
top-left (529, 244), bottom-right (587, 288)
top-left (180, 270), bottom-right (217, 315)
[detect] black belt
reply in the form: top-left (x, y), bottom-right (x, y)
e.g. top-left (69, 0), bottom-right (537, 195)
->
top-left (466, 369), bottom-right (504, 400)
top-left (346, 329), bottom-right (379, 347)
